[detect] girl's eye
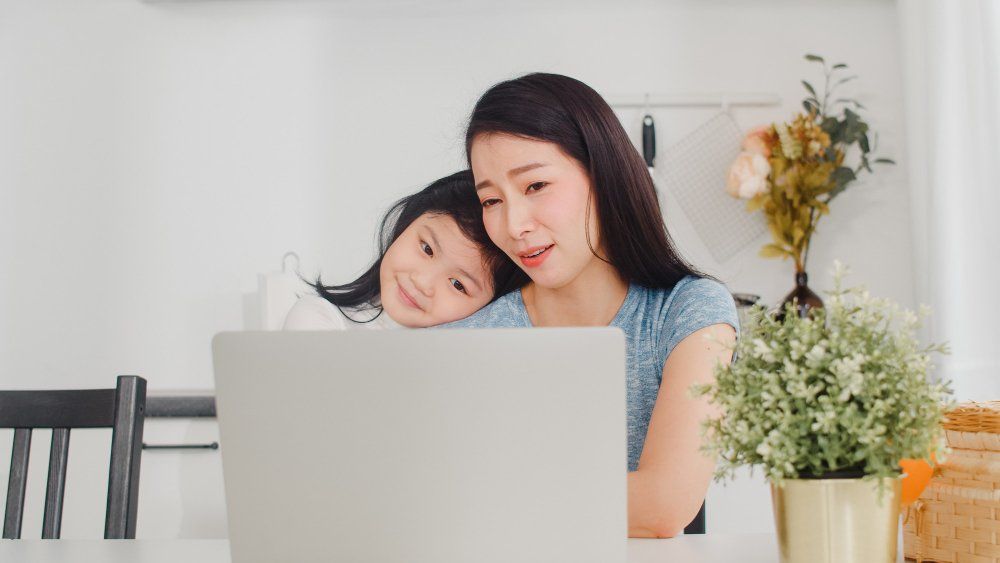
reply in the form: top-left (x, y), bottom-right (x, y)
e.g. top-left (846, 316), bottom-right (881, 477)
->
top-left (421, 241), bottom-right (433, 256)
top-left (450, 279), bottom-right (467, 294)
top-left (481, 198), bottom-right (500, 208)
top-left (526, 181), bottom-right (548, 193)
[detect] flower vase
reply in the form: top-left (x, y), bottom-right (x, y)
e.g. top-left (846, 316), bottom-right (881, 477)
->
top-left (771, 474), bottom-right (902, 563)
top-left (778, 271), bottom-right (824, 319)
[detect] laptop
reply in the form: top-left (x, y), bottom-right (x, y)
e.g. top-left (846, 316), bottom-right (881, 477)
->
top-left (211, 328), bottom-right (627, 563)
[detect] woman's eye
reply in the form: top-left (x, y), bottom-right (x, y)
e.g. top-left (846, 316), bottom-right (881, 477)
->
top-left (421, 242), bottom-right (433, 256)
top-left (481, 198), bottom-right (500, 208)
top-left (526, 181), bottom-right (548, 193)
top-left (450, 279), bottom-right (467, 294)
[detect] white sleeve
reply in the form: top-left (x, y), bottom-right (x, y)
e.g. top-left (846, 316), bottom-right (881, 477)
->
top-left (281, 296), bottom-right (349, 331)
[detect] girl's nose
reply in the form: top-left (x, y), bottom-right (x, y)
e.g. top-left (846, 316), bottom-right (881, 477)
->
top-left (411, 271), bottom-right (434, 297)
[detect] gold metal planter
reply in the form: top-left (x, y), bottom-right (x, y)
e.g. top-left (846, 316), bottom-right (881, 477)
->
top-left (771, 476), bottom-right (902, 563)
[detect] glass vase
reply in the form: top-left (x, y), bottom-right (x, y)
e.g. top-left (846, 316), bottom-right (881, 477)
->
top-left (777, 270), bottom-right (824, 319)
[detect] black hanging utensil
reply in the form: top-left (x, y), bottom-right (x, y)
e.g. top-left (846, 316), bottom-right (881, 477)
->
top-left (642, 114), bottom-right (656, 169)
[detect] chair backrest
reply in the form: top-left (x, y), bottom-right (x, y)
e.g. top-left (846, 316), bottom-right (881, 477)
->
top-left (684, 500), bottom-right (706, 534)
top-left (0, 375), bottom-right (146, 539)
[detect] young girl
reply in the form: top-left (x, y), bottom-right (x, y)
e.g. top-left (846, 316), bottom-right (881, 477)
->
top-left (283, 170), bottom-right (528, 330)
top-left (444, 74), bottom-right (740, 538)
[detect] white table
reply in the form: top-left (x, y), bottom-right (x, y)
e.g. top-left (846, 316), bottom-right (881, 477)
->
top-left (0, 534), bottom-right (909, 562)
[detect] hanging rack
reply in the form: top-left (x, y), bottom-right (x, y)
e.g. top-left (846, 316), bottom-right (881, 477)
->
top-left (281, 251), bottom-right (300, 275)
top-left (607, 92), bottom-right (781, 109)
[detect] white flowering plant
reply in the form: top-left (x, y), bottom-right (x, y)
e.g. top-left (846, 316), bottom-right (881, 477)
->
top-left (693, 261), bottom-right (953, 485)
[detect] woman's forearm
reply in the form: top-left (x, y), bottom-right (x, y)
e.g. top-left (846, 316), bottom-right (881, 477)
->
top-left (626, 324), bottom-right (735, 538)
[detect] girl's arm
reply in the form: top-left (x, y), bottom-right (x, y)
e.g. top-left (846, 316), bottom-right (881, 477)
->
top-left (627, 323), bottom-right (736, 538)
top-left (282, 296), bottom-right (350, 331)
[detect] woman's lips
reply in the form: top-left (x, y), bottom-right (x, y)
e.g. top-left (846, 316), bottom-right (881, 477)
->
top-left (518, 244), bottom-right (554, 268)
top-left (397, 284), bottom-right (423, 310)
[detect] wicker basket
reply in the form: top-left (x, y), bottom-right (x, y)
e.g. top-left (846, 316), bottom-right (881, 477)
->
top-left (904, 401), bottom-right (1000, 562)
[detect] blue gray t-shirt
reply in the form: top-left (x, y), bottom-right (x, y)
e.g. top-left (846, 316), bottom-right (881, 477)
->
top-left (441, 275), bottom-right (739, 472)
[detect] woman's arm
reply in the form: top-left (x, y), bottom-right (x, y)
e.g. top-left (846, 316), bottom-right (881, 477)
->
top-left (627, 323), bottom-right (736, 538)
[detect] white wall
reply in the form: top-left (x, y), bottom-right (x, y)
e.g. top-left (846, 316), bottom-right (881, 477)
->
top-left (0, 0), bottom-right (906, 538)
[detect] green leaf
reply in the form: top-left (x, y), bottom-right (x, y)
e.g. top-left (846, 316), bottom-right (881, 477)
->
top-left (836, 75), bottom-right (857, 87)
top-left (832, 98), bottom-right (866, 111)
top-left (820, 116), bottom-right (840, 139)
top-left (802, 81), bottom-right (818, 98)
top-left (833, 166), bottom-right (856, 183)
top-left (859, 133), bottom-right (870, 153)
top-left (874, 158), bottom-right (896, 165)
top-left (833, 63), bottom-right (848, 69)
top-left (841, 109), bottom-right (862, 143)
top-left (805, 54), bottom-right (825, 63)
top-left (802, 100), bottom-right (817, 114)
top-left (828, 167), bottom-right (856, 200)
top-left (825, 119), bottom-right (846, 145)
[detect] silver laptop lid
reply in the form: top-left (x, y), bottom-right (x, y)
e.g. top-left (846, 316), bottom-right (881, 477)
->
top-left (212, 328), bottom-right (626, 563)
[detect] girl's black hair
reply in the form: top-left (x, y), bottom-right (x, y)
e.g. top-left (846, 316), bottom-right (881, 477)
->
top-left (310, 170), bottom-right (528, 322)
top-left (465, 72), bottom-right (712, 290)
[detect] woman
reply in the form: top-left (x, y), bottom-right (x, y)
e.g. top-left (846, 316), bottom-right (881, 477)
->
top-left (283, 170), bottom-right (528, 330)
top-left (444, 73), bottom-right (739, 538)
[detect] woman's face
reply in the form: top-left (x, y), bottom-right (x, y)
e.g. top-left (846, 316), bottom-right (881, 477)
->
top-left (379, 213), bottom-right (494, 327)
top-left (471, 133), bottom-right (602, 289)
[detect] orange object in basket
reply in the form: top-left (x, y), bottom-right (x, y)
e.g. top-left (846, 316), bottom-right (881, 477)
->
top-left (899, 454), bottom-right (936, 506)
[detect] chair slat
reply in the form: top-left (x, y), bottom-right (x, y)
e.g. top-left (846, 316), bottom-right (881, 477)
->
top-left (3, 428), bottom-right (32, 539)
top-left (105, 376), bottom-right (146, 539)
top-left (0, 390), bottom-right (116, 428)
top-left (684, 501), bottom-right (707, 534)
top-left (42, 428), bottom-right (71, 539)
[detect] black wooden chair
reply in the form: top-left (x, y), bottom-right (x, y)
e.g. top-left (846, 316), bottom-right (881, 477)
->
top-left (1, 375), bottom-right (146, 539)
top-left (684, 501), bottom-right (706, 534)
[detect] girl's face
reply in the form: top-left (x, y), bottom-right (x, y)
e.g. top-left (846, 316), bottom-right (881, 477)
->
top-left (379, 213), bottom-right (494, 327)
top-left (471, 133), bottom-right (603, 289)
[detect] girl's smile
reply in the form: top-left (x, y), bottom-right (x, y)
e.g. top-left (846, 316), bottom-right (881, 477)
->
top-left (395, 278), bottom-right (424, 311)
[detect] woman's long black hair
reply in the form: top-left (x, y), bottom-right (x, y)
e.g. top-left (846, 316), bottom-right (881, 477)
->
top-left (465, 73), bottom-right (712, 290)
top-left (311, 170), bottom-right (528, 322)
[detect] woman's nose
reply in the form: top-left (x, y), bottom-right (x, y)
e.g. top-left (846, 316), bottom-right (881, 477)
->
top-left (505, 199), bottom-right (536, 240)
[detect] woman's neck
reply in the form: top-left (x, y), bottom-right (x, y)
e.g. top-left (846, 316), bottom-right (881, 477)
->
top-left (521, 259), bottom-right (629, 327)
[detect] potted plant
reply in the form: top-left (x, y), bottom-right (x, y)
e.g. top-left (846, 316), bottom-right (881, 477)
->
top-left (693, 261), bottom-right (952, 563)
top-left (726, 54), bottom-right (895, 318)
